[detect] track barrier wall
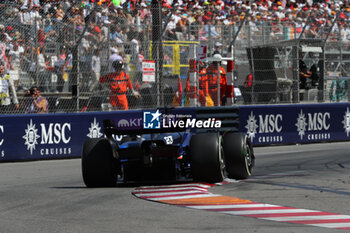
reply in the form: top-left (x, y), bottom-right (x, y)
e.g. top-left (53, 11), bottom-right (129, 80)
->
top-left (1, 103), bottom-right (350, 162)
top-left (240, 103), bottom-right (350, 146)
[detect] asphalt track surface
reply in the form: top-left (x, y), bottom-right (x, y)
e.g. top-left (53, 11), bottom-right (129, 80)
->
top-left (0, 142), bottom-right (350, 233)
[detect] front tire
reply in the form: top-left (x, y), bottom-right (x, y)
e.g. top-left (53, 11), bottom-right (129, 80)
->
top-left (223, 132), bottom-right (254, 179)
top-left (190, 133), bottom-right (226, 182)
top-left (82, 138), bottom-right (118, 187)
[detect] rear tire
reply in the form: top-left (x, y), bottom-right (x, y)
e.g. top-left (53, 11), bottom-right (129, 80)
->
top-left (82, 138), bottom-right (118, 187)
top-left (190, 133), bottom-right (226, 182)
top-left (223, 132), bottom-right (254, 179)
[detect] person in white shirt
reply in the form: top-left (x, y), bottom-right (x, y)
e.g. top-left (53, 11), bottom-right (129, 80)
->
top-left (167, 17), bottom-right (177, 40)
top-left (8, 43), bottom-right (22, 90)
top-left (0, 63), bottom-right (19, 112)
top-left (21, 0), bottom-right (40, 9)
top-left (91, 49), bottom-right (101, 91)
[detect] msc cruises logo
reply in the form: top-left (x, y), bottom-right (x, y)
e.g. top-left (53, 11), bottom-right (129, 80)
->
top-left (244, 111), bottom-right (283, 143)
top-left (87, 118), bottom-right (103, 138)
top-left (245, 111), bottom-right (258, 142)
top-left (0, 125), bottom-right (4, 158)
top-left (295, 110), bottom-right (330, 140)
top-left (22, 119), bottom-right (72, 155)
top-left (143, 110), bottom-right (161, 129)
top-left (0, 125), bottom-right (4, 146)
top-left (342, 108), bottom-right (350, 137)
top-left (295, 110), bottom-right (307, 140)
top-left (23, 120), bottom-right (40, 155)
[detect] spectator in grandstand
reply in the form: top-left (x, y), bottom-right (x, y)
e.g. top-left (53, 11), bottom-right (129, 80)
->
top-left (166, 17), bottom-right (177, 40)
top-left (134, 48), bottom-right (144, 88)
top-left (21, 0), bottom-right (40, 9)
top-left (13, 31), bottom-right (24, 45)
top-left (55, 4), bottom-right (65, 22)
top-left (340, 21), bottom-right (350, 48)
top-left (4, 26), bottom-right (15, 43)
top-left (18, 6), bottom-right (31, 30)
top-left (2, 48), bottom-right (10, 73)
top-left (270, 15), bottom-right (284, 41)
top-left (110, 25), bottom-right (124, 44)
top-left (176, 14), bottom-right (190, 39)
top-left (0, 34), bottom-right (7, 64)
top-left (25, 86), bottom-right (49, 114)
top-left (36, 47), bottom-right (47, 91)
top-left (127, 25), bottom-right (138, 42)
top-left (89, 23), bottom-right (105, 46)
top-left (204, 19), bottom-right (221, 39)
top-left (42, 17), bottom-right (58, 43)
top-left (29, 4), bottom-right (42, 25)
top-left (70, 7), bottom-right (85, 31)
top-left (305, 18), bottom-right (322, 39)
top-left (0, 63), bottom-right (19, 112)
top-left (91, 49), bottom-right (101, 91)
top-left (8, 43), bottom-right (22, 90)
top-left (46, 55), bottom-right (55, 92)
top-left (53, 47), bottom-right (67, 93)
top-left (80, 33), bottom-right (93, 92)
top-left (100, 59), bottom-right (140, 110)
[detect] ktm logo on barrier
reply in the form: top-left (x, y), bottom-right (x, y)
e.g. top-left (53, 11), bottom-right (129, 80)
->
top-left (23, 119), bottom-right (72, 155)
top-left (116, 118), bottom-right (142, 128)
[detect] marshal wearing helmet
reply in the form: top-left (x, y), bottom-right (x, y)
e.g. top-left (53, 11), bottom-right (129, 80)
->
top-left (100, 59), bottom-right (140, 110)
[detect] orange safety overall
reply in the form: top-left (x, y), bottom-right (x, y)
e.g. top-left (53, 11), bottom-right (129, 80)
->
top-left (100, 70), bottom-right (133, 110)
top-left (198, 68), bottom-right (208, 106)
top-left (206, 65), bottom-right (227, 106)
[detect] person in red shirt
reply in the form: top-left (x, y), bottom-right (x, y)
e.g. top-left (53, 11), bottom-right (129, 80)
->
top-left (100, 59), bottom-right (140, 110)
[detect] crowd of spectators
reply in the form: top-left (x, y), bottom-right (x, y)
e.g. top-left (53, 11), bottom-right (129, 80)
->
top-left (0, 0), bottom-right (349, 97)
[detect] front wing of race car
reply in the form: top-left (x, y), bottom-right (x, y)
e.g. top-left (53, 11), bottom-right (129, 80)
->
top-left (81, 107), bottom-right (255, 187)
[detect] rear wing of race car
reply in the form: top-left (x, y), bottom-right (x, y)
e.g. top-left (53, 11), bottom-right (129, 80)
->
top-left (103, 106), bottom-right (239, 137)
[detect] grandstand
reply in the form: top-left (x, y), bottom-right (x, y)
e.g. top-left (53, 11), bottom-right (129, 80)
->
top-left (0, 0), bottom-right (349, 113)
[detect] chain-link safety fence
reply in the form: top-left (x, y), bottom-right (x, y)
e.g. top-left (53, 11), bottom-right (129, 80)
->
top-left (1, 1), bottom-right (350, 114)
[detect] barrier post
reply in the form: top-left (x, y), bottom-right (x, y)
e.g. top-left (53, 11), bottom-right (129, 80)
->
top-left (217, 61), bottom-right (221, 107)
top-left (188, 45), bottom-right (198, 106)
top-left (226, 55), bottom-right (234, 105)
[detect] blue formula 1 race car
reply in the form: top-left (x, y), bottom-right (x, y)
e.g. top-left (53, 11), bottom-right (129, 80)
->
top-left (81, 107), bottom-right (255, 187)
